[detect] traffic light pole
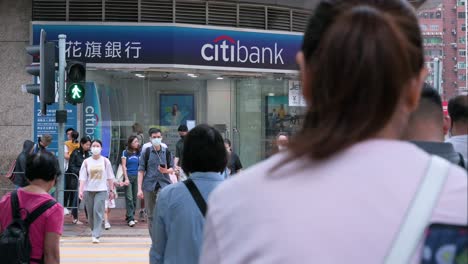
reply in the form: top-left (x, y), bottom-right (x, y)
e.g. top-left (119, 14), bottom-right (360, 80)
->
top-left (57, 34), bottom-right (67, 206)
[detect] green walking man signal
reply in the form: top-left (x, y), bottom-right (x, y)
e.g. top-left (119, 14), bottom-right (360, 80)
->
top-left (67, 83), bottom-right (85, 104)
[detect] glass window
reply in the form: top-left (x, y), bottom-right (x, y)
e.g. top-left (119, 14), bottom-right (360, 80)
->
top-left (460, 50), bottom-right (466, 57)
top-left (460, 37), bottom-right (466, 44)
top-left (430, 24), bottom-right (439, 31)
top-left (83, 70), bottom-right (303, 169)
top-left (458, 0), bottom-right (466, 6)
top-left (420, 24), bottom-right (428, 31)
top-left (424, 37), bottom-right (443, 44)
top-left (458, 74), bottom-right (467, 81)
top-left (235, 79), bottom-right (306, 166)
top-left (458, 62), bottom-right (467, 69)
top-left (458, 12), bottom-right (466, 19)
top-left (462, 23), bottom-right (466, 31)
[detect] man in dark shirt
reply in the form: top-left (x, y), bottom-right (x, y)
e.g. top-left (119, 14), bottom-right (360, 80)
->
top-left (137, 128), bottom-right (174, 238)
top-left (175, 125), bottom-right (188, 180)
top-left (402, 83), bottom-right (465, 167)
top-left (224, 139), bottom-right (243, 175)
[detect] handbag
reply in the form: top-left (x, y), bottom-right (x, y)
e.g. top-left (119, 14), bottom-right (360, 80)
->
top-left (384, 156), bottom-right (450, 264)
top-left (115, 164), bottom-right (124, 183)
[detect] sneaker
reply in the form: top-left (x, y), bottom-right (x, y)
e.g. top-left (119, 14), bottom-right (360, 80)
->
top-left (128, 220), bottom-right (135, 227)
top-left (104, 222), bottom-right (111, 230)
top-left (64, 208), bottom-right (70, 215)
top-left (73, 219), bottom-right (83, 225)
top-left (138, 209), bottom-right (145, 222)
top-left (134, 219), bottom-right (138, 223)
top-left (92, 237), bottom-right (99, 244)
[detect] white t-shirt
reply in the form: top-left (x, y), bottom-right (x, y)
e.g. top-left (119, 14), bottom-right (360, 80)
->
top-left (79, 156), bottom-right (115, 192)
top-left (64, 145), bottom-right (69, 171)
top-left (200, 139), bottom-right (467, 264)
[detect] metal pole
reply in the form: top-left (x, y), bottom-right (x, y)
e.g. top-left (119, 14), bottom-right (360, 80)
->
top-left (57, 34), bottom-right (67, 206)
top-left (433, 57), bottom-right (441, 94)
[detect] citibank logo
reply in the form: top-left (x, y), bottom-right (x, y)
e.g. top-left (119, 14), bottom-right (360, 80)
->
top-left (85, 106), bottom-right (99, 140)
top-left (201, 35), bottom-right (284, 65)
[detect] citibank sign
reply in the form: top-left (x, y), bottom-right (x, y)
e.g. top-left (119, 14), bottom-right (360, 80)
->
top-left (201, 35), bottom-right (284, 65)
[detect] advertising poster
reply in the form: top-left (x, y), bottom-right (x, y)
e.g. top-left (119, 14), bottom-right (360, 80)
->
top-left (159, 94), bottom-right (195, 127)
top-left (33, 97), bottom-right (78, 156)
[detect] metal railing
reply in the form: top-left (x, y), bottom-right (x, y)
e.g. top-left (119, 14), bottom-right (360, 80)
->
top-left (1, 172), bottom-right (81, 219)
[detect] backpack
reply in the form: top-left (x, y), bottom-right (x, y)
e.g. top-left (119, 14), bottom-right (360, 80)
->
top-left (0, 191), bottom-right (57, 264)
top-left (144, 147), bottom-right (172, 172)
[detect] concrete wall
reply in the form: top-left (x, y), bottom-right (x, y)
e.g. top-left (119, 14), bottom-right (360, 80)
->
top-left (207, 80), bottom-right (233, 137)
top-left (0, 0), bottom-right (32, 171)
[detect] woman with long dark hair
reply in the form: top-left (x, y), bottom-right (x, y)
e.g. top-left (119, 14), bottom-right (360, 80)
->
top-left (121, 135), bottom-right (141, 227)
top-left (200, 1), bottom-right (467, 263)
top-left (65, 136), bottom-right (92, 224)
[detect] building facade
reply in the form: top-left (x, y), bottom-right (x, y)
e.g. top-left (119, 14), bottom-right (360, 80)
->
top-left (0, 0), bottom-right (313, 176)
top-left (418, 0), bottom-right (468, 99)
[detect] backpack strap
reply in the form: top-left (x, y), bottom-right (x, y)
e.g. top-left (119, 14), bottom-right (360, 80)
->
top-left (457, 153), bottom-right (465, 168)
top-left (183, 178), bottom-right (207, 217)
top-left (25, 199), bottom-right (57, 226)
top-left (165, 148), bottom-right (171, 168)
top-left (384, 156), bottom-right (450, 264)
top-left (144, 147), bottom-right (151, 172)
top-left (10, 191), bottom-right (21, 220)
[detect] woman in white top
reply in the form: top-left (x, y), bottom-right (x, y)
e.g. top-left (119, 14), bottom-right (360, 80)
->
top-left (78, 139), bottom-right (115, 244)
top-left (200, 1), bottom-right (467, 263)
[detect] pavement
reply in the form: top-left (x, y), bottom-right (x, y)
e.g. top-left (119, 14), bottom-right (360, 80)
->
top-left (60, 236), bottom-right (152, 263)
top-left (63, 209), bottom-right (151, 238)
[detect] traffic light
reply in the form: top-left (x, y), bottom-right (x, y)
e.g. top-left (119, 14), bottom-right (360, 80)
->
top-left (23, 29), bottom-right (56, 115)
top-left (66, 61), bottom-right (86, 104)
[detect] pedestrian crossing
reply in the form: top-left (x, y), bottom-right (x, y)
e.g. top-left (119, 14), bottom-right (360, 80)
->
top-left (60, 237), bottom-right (151, 263)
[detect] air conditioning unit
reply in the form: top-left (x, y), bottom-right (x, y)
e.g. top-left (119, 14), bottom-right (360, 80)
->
top-left (453, 57), bottom-right (457, 61)
top-left (452, 29), bottom-right (457, 35)
top-left (451, 43), bottom-right (458, 48)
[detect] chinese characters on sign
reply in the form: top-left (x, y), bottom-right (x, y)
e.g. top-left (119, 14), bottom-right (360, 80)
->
top-left (65, 41), bottom-right (142, 59)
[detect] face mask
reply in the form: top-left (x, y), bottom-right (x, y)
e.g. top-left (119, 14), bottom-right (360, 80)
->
top-left (151, 138), bottom-right (162, 146)
top-left (278, 145), bottom-right (287, 151)
top-left (180, 135), bottom-right (185, 139)
top-left (91, 147), bottom-right (102, 156)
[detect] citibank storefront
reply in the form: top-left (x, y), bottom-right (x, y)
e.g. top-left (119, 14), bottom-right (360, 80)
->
top-left (32, 22), bottom-right (305, 168)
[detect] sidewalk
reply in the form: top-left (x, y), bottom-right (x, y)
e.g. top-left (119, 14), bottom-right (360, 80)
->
top-left (63, 209), bottom-right (151, 237)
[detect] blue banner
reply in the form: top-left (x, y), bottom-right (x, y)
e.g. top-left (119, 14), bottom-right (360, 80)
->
top-left (82, 82), bottom-right (111, 158)
top-left (33, 96), bottom-right (78, 156)
top-left (32, 23), bottom-right (303, 72)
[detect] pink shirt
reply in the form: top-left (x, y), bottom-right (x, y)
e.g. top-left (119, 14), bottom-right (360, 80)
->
top-left (0, 189), bottom-right (64, 262)
top-left (200, 140), bottom-right (467, 264)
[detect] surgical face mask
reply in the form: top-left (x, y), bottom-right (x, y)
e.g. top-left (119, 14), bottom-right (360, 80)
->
top-left (91, 147), bottom-right (102, 156)
top-left (278, 145), bottom-right (287, 151)
top-left (151, 138), bottom-right (162, 146)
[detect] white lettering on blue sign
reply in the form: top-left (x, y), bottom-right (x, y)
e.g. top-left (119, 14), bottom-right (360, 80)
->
top-left (201, 36), bottom-right (284, 65)
top-left (85, 41), bottom-right (102, 58)
top-left (105, 41), bottom-right (122, 58)
top-left (124, 42), bottom-right (141, 58)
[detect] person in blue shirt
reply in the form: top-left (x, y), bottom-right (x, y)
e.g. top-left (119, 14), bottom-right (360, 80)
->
top-left (121, 135), bottom-right (141, 227)
top-left (149, 124), bottom-right (227, 264)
